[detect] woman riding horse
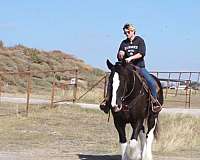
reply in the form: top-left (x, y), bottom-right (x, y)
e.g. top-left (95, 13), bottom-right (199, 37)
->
top-left (100, 60), bottom-right (163, 160)
top-left (117, 23), bottom-right (161, 113)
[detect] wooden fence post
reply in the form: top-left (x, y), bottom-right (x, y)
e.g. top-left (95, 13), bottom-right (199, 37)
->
top-left (185, 80), bottom-right (191, 108)
top-left (175, 72), bottom-right (182, 96)
top-left (26, 71), bottom-right (32, 116)
top-left (165, 72), bottom-right (171, 98)
top-left (50, 72), bottom-right (56, 108)
top-left (73, 69), bottom-right (78, 103)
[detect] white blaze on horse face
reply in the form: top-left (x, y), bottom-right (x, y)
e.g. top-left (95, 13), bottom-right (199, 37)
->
top-left (111, 72), bottom-right (120, 107)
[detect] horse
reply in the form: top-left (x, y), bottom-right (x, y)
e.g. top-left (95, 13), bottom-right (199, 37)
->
top-left (100, 60), bottom-right (163, 160)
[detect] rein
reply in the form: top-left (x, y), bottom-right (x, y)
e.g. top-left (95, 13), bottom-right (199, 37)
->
top-left (121, 71), bottom-right (136, 102)
top-left (121, 69), bottom-right (144, 104)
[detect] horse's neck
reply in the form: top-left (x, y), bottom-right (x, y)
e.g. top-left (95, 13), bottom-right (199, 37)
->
top-left (127, 72), bottom-right (142, 96)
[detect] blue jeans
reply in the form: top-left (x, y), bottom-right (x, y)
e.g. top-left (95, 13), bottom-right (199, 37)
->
top-left (139, 68), bottom-right (157, 98)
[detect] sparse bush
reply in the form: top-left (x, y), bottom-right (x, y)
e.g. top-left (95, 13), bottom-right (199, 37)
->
top-left (31, 49), bottom-right (42, 64)
top-left (92, 68), bottom-right (105, 76)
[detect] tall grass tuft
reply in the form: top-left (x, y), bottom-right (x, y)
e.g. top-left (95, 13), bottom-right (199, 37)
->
top-left (154, 113), bottom-right (200, 153)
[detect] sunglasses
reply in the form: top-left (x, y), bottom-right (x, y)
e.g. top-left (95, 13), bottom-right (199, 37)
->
top-left (123, 30), bottom-right (133, 35)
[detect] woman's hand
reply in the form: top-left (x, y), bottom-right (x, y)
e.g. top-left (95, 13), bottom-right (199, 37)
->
top-left (125, 57), bottom-right (133, 63)
top-left (117, 51), bottom-right (125, 60)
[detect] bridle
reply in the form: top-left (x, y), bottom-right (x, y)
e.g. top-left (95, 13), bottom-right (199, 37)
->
top-left (120, 69), bottom-right (145, 107)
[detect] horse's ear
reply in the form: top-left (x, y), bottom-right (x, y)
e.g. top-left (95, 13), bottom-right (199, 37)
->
top-left (106, 59), bottom-right (113, 70)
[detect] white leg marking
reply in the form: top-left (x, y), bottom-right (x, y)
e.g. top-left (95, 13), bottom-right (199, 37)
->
top-left (139, 130), bottom-right (146, 156)
top-left (111, 72), bottom-right (120, 107)
top-left (125, 139), bottom-right (141, 160)
top-left (121, 142), bottom-right (128, 160)
top-left (142, 118), bottom-right (157, 160)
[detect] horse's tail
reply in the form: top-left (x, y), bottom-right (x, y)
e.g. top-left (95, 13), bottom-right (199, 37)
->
top-left (147, 111), bottom-right (160, 140)
top-left (157, 82), bottom-right (164, 106)
top-left (153, 117), bottom-right (159, 140)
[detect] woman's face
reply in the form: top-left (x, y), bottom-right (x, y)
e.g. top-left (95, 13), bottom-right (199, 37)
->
top-left (123, 29), bottom-right (134, 39)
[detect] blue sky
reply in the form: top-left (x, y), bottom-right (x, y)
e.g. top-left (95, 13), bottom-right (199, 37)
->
top-left (0, 0), bottom-right (200, 71)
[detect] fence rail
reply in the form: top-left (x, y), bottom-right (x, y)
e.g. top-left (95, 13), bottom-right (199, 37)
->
top-left (0, 69), bottom-right (80, 116)
top-left (0, 70), bottom-right (199, 116)
top-left (151, 71), bottom-right (200, 108)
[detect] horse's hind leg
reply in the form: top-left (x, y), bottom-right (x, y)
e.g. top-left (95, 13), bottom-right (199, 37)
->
top-left (142, 116), bottom-right (158, 160)
top-left (138, 126), bottom-right (146, 155)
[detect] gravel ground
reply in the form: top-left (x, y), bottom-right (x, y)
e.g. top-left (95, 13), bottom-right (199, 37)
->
top-left (0, 97), bottom-right (199, 160)
top-left (0, 150), bottom-right (199, 160)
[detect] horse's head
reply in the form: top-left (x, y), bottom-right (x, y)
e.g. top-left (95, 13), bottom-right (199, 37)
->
top-left (105, 59), bottom-right (136, 110)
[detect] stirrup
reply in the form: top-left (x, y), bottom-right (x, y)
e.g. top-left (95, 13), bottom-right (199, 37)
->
top-left (151, 96), bottom-right (162, 113)
top-left (152, 105), bottom-right (162, 113)
top-left (100, 100), bottom-right (109, 114)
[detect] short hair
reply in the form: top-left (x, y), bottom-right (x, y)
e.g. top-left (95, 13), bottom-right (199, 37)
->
top-left (123, 23), bottom-right (136, 31)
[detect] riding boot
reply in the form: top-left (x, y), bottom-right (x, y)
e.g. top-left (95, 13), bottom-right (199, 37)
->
top-left (99, 99), bottom-right (110, 114)
top-left (100, 80), bottom-right (114, 113)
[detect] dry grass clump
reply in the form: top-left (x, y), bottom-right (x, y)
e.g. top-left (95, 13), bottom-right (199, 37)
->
top-left (0, 103), bottom-right (118, 154)
top-left (77, 88), bottom-right (104, 104)
top-left (154, 113), bottom-right (200, 153)
top-left (0, 102), bottom-right (199, 159)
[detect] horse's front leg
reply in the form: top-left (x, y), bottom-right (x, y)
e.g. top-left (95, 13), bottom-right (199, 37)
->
top-left (125, 120), bottom-right (143, 160)
top-left (113, 118), bottom-right (127, 160)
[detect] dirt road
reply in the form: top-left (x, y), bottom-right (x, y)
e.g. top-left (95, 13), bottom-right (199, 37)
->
top-left (1, 96), bottom-right (200, 116)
